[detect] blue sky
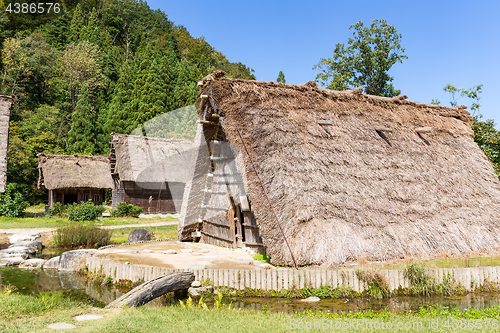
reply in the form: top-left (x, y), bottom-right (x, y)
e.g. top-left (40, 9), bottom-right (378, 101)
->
top-left (148, 0), bottom-right (499, 124)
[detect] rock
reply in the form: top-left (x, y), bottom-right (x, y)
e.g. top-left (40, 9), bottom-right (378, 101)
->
top-left (0, 257), bottom-right (26, 266)
top-left (58, 249), bottom-right (97, 271)
top-left (123, 250), bottom-right (139, 253)
top-left (125, 262), bottom-right (130, 265)
top-left (0, 253), bottom-right (28, 260)
top-left (43, 256), bottom-right (60, 270)
top-left (301, 296), bottom-right (321, 302)
top-left (46, 323), bottom-right (77, 329)
top-left (142, 249), bottom-right (153, 253)
top-left (0, 246), bottom-right (30, 255)
top-left (10, 240), bottom-right (42, 252)
top-left (187, 264), bottom-right (206, 270)
top-left (74, 314), bottom-right (103, 322)
top-left (191, 280), bottom-right (201, 287)
top-left (9, 232), bottom-right (41, 244)
top-left (188, 287), bottom-right (200, 297)
top-left (180, 249), bottom-right (193, 254)
top-left (128, 229), bottom-right (151, 243)
top-left (163, 250), bottom-right (177, 254)
top-left (19, 258), bottom-right (46, 270)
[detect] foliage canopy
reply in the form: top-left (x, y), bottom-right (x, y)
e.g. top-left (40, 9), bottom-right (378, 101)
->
top-left (314, 19), bottom-right (407, 97)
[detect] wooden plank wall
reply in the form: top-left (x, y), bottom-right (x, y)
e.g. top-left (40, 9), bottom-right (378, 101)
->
top-left (121, 181), bottom-right (184, 214)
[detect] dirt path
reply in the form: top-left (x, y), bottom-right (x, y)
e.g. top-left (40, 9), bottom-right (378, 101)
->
top-left (0, 221), bottom-right (178, 234)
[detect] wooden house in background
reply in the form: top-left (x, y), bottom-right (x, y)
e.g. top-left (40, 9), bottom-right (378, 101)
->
top-left (178, 71), bottom-right (500, 267)
top-left (109, 133), bottom-right (195, 214)
top-left (37, 153), bottom-right (113, 206)
top-left (0, 95), bottom-right (14, 193)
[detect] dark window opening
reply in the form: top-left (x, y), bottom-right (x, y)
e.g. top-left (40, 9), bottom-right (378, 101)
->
top-left (64, 193), bottom-right (78, 205)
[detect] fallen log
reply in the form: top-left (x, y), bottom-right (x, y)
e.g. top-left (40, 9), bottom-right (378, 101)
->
top-left (105, 272), bottom-right (194, 308)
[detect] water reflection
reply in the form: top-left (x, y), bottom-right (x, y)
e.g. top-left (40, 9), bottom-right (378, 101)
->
top-left (2, 267), bottom-right (500, 314)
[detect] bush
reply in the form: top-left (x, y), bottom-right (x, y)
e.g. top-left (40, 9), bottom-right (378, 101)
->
top-left (53, 221), bottom-right (111, 248)
top-left (66, 201), bottom-right (105, 221)
top-left (49, 202), bottom-right (64, 216)
top-left (111, 202), bottom-right (143, 217)
top-left (0, 184), bottom-right (29, 217)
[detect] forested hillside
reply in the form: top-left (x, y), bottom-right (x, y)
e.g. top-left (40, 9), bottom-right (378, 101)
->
top-left (0, 0), bottom-right (255, 202)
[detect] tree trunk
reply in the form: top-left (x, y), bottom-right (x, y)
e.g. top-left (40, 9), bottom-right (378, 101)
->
top-left (105, 272), bottom-right (194, 308)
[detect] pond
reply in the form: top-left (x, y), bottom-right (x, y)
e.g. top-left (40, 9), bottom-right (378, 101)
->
top-left (2, 267), bottom-right (500, 314)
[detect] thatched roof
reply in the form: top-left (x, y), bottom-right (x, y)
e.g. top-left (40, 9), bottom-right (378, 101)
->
top-left (0, 95), bottom-right (14, 193)
top-left (37, 153), bottom-right (113, 190)
top-left (193, 71), bottom-right (500, 266)
top-left (110, 133), bottom-right (195, 187)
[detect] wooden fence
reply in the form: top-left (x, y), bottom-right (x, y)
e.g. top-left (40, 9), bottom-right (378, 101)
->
top-left (86, 257), bottom-right (500, 292)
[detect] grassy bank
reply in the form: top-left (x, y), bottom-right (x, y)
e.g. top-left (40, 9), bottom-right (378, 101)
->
top-left (0, 215), bottom-right (178, 229)
top-left (2, 291), bottom-right (500, 332)
top-left (109, 225), bottom-right (177, 243)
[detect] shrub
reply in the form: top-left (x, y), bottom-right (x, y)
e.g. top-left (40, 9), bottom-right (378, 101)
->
top-left (0, 184), bottom-right (29, 217)
top-left (356, 270), bottom-right (390, 299)
top-left (67, 201), bottom-right (105, 221)
top-left (49, 202), bottom-right (64, 216)
top-left (53, 221), bottom-right (111, 248)
top-left (111, 202), bottom-right (143, 217)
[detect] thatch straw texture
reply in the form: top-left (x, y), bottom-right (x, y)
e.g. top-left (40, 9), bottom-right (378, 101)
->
top-left (37, 153), bottom-right (113, 190)
top-left (110, 133), bottom-right (195, 188)
top-left (197, 71), bottom-right (500, 267)
top-left (0, 95), bottom-right (13, 193)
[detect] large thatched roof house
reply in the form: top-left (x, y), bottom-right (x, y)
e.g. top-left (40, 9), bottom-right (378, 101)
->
top-left (109, 133), bottom-right (195, 214)
top-left (178, 71), bottom-right (500, 267)
top-left (0, 95), bottom-right (14, 193)
top-left (37, 153), bottom-right (114, 206)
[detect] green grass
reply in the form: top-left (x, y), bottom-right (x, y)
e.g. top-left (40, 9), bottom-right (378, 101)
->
top-left (110, 225), bottom-right (178, 244)
top-left (2, 292), bottom-right (500, 332)
top-left (0, 216), bottom-right (178, 230)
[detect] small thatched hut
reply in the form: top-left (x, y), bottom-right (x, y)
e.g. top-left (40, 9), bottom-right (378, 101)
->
top-left (109, 133), bottom-right (195, 214)
top-left (0, 95), bottom-right (14, 193)
top-left (178, 71), bottom-right (500, 267)
top-left (37, 153), bottom-right (113, 206)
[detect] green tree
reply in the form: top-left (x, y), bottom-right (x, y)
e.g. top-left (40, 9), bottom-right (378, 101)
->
top-left (66, 86), bottom-right (105, 155)
top-left (472, 119), bottom-right (500, 177)
top-left (314, 19), bottom-right (407, 97)
top-left (69, 3), bottom-right (86, 43)
top-left (441, 84), bottom-right (499, 178)
top-left (443, 84), bottom-right (482, 117)
top-left (58, 41), bottom-right (106, 108)
top-left (276, 70), bottom-right (286, 83)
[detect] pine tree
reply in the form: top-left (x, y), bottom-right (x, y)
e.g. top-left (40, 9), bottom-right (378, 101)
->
top-left (81, 8), bottom-right (101, 47)
top-left (66, 87), bottom-right (104, 155)
top-left (69, 4), bottom-right (86, 43)
top-left (277, 70), bottom-right (286, 83)
top-left (173, 58), bottom-right (198, 108)
top-left (104, 61), bottom-right (137, 135)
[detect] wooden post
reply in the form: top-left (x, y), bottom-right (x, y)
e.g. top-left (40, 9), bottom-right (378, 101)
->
top-left (49, 189), bottom-right (54, 207)
top-left (228, 207), bottom-right (236, 248)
